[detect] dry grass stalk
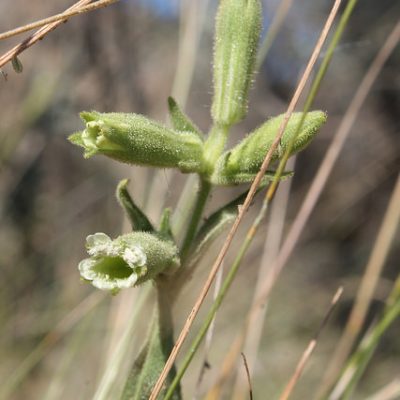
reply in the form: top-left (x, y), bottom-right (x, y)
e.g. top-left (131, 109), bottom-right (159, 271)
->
top-left (0, 0), bottom-right (119, 41)
top-left (278, 287), bottom-right (343, 400)
top-left (0, 0), bottom-right (121, 69)
top-left (315, 21), bottom-right (400, 397)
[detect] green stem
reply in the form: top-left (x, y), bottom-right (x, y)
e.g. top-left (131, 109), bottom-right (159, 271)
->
top-left (156, 284), bottom-right (176, 342)
top-left (171, 175), bottom-right (198, 241)
top-left (203, 124), bottom-right (230, 174)
top-left (121, 285), bottom-right (180, 400)
top-left (164, 202), bottom-right (269, 400)
top-left (180, 178), bottom-right (212, 262)
top-left (94, 286), bottom-right (151, 400)
top-left (328, 278), bottom-right (400, 400)
top-left (179, 123), bottom-right (230, 261)
top-left (155, 284), bottom-right (182, 400)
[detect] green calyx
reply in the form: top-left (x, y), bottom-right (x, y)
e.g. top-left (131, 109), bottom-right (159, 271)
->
top-left (211, 0), bottom-right (262, 126)
top-left (211, 111), bottom-right (327, 184)
top-left (69, 111), bottom-right (204, 174)
top-left (78, 232), bottom-right (180, 293)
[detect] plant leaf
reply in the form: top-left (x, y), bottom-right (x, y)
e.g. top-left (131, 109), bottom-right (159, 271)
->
top-left (116, 179), bottom-right (154, 232)
top-left (189, 186), bottom-right (264, 268)
top-left (167, 96), bottom-right (204, 140)
top-left (121, 307), bottom-right (181, 400)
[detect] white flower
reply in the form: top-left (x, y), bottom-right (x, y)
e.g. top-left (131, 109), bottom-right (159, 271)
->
top-left (86, 233), bottom-right (118, 256)
top-left (82, 120), bottom-right (105, 150)
top-left (123, 247), bottom-right (146, 268)
top-left (78, 258), bottom-right (139, 290)
top-left (79, 232), bottom-right (148, 292)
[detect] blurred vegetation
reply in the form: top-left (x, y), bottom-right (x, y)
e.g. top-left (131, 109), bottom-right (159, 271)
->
top-left (0, 1), bottom-right (399, 399)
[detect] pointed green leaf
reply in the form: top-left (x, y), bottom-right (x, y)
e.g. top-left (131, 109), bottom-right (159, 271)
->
top-left (167, 97), bottom-right (203, 140)
top-left (189, 186), bottom-right (263, 267)
top-left (116, 179), bottom-right (154, 232)
top-left (121, 308), bottom-right (181, 400)
top-left (119, 344), bottom-right (149, 399)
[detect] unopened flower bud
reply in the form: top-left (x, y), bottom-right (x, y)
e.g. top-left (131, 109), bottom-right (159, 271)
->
top-left (69, 111), bottom-right (204, 173)
top-left (211, 111), bottom-right (327, 185)
top-left (211, 0), bottom-right (262, 126)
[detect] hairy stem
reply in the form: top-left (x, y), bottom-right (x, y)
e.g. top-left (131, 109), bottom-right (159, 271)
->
top-left (180, 178), bottom-right (212, 262)
top-left (203, 124), bottom-right (230, 174)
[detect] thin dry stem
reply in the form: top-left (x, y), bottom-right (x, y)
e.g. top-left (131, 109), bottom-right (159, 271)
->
top-left (256, 0), bottom-right (293, 69)
top-left (149, 1), bottom-right (342, 398)
top-left (102, 291), bottom-right (140, 374)
top-left (193, 263), bottom-right (224, 399)
top-left (278, 287), bottom-right (343, 400)
top-left (205, 335), bottom-right (244, 400)
top-left (240, 353), bottom-right (253, 400)
top-left (314, 21), bottom-right (400, 398)
top-left (365, 378), bottom-right (400, 400)
top-left (0, 0), bottom-right (92, 69)
top-left (172, 0), bottom-right (211, 106)
top-left (269, 21), bottom-right (400, 326)
top-left (207, 16), bottom-right (400, 400)
top-left (0, 0), bottom-right (119, 42)
top-left (0, 291), bottom-right (104, 399)
top-left (319, 173), bottom-right (400, 397)
top-left (231, 158), bottom-right (295, 400)
top-left (94, 286), bottom-right (152, 400)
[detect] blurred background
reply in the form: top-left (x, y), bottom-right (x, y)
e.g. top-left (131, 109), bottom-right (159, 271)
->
top-left (0, 1), bottom-right (399, 399)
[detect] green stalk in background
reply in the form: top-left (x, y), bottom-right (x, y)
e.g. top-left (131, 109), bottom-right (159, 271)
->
top-left (327, 277), bottom-right (400, 400)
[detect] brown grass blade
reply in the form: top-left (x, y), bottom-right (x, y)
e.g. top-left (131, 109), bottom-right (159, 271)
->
top-left (0, 0), bottom-right (102, 69)
top-left (279, 287), bottom-right (343, 400)
top-left (0, 0), bottom-right (119, 42)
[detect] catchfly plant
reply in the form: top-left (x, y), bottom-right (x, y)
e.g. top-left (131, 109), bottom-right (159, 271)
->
top-left (69, 0), bottom-right (326, 398)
